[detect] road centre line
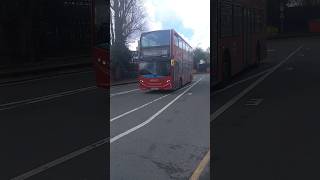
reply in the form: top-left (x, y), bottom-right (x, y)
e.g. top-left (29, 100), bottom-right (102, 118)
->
top-left (110, 82), bottom-right (194, 122)
top-left (11, 76), bottom-right (205, 179)
top-left (110, 88), bottom-right (139, 97)
top-left (0, 86), bottom-right (96, 111)
top-left (110, 77), bottom-right (204, 143)
top-left (211, 45), bottom-right (303, 122)
top-left (213, 68), bottom-right (272, 95)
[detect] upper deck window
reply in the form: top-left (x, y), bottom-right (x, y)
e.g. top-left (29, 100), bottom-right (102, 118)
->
top-left (141, 30), bottom-right (170, 48)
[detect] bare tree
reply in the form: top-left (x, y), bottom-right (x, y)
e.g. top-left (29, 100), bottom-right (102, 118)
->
top-left (110, 0), bottom-right (146, 80)
top-left (110, 0), bottom-right (146, 47)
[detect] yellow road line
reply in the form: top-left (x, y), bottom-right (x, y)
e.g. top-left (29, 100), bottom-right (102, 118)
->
top-left (190, 150), bottom-right (210, 180)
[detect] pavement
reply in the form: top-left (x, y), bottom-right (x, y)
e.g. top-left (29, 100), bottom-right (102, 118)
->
top-left (0, 56), bottom-right (138, 87)
top-left (0, 56), bottom-right (92, 76)
top-left (110, 73), bottom-right (210, 180)
top-left (212, 37), bottom-right (320, 180)
top-left (0, 56), bottom-right (94, 86)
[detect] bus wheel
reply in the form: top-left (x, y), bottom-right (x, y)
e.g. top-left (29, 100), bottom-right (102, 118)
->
top-left (179, 78), bottom-right (183, 89)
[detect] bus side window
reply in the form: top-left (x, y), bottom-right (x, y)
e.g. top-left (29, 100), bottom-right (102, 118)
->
top-left (186, 45), bottom-right (189, 59)
top-left (183, 42), bottom-right (186, 60)
top-left (178, 37), bottom-right (183, 58)
top-left (174, 34), bottom-right (179, 47)
top-left (173, 34), bottom-right (178, 58)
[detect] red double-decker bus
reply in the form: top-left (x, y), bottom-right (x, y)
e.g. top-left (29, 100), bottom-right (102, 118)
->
top-left (213, 0), bottom-right (267, 85)
top-left (92, 0), bottom-right (108, 88)
top-left (138, 29), bottom-right (193, 90)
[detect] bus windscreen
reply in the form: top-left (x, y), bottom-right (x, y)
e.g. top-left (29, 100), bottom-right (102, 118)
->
top-left (139, 61), bottom-right (170, 76)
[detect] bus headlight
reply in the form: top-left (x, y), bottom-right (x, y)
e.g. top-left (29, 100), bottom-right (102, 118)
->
top-left (166, 80), bottom-right (171, 83)
top-left (98, 58), bottom-right (101, 62)
top-left (140, 80), bottom-right (144, 83)
top-left (102, 61), bottom-right (106, 65)
top-left (171, 59), bottom-right (175, 66)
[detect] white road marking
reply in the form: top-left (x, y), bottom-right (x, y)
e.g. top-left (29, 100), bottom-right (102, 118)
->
top-left (245, 98), bottom-right (263, 106)
top-left (0, 70), bottom-right (93, 87)
top-left (213, 68), bottom-right (272, 95)
top-left (110, 82), bottom-right (194, 122)
top-left (285, 67), bottom-right (294, 71)
top-left (267, 49), bottom-right (276, 52)
top-left (111, 94), bottom-right (170, 122)
top-left (110, 88), bottom-right (139, 97)
top-left (10, 138), bottom-right (109, 180)
top-left (211, 45), bottom-right (303, 122)
top-left (110, 77), bottom-right (204, 143)
top-left (0, 86), bottom-right (97, 111)
top-left (10, 75), bottom-right (205, 179)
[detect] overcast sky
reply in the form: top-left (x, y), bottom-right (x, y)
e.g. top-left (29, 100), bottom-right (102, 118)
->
top-left (128, 0), bottom-right (210, 51)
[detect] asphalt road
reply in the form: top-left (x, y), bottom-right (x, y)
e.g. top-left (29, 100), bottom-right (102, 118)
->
top-left (1, 70), bottom-right (109, 180)
top-left (1, 69), bottom-right (210, 180)
top-left (110, 73), bottom-right (210, 180)
top-left (212, 37), bottom-right (320, 180)
top-left (3, 36), bottom-right (316, 180)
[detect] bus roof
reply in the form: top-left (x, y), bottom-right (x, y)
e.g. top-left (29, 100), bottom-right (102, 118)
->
top-left (141, 29), bottom-right (193, 49)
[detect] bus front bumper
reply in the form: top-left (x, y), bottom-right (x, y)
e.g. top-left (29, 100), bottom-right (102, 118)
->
top-left (139, 82), bottom-right (173, 90)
